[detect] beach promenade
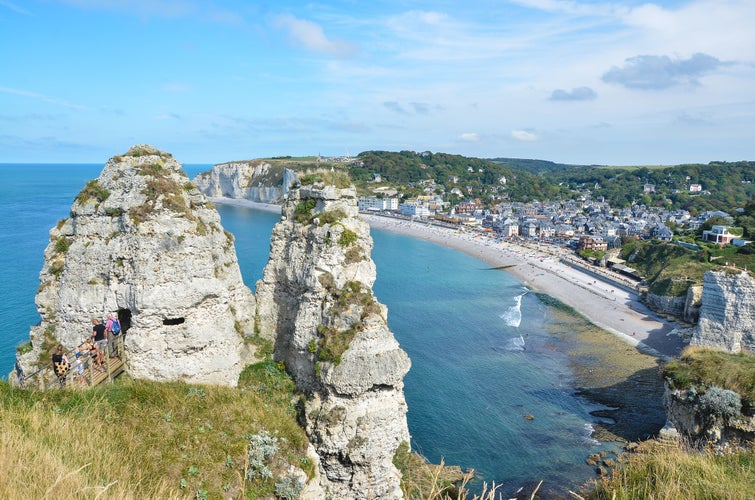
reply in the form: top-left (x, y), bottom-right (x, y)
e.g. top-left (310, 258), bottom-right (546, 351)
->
top-left (210, 197), bottom-right (685, 359)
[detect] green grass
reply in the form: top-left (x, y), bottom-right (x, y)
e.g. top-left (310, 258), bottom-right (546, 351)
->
top-left (0, 366), bottom-right (309, 499)
top-left (587, 439), bottom-right (755, 499)
top-left (663, 346), bottom-right (755, 409)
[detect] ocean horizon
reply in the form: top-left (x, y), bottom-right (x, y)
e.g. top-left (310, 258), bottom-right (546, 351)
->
top-left (0, 163), bottom-right (620, 496)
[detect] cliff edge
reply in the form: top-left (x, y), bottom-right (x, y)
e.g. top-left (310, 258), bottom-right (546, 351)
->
top-left (192, 160), bottom-right (298, 204)
top-left (691, 269), bottom-right (755, 354)
top-left (255, 182), bottom-right (411, 499)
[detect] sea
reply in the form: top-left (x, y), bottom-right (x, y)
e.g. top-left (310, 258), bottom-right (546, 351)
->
top-left (0, 163), bottom-right (619, 497)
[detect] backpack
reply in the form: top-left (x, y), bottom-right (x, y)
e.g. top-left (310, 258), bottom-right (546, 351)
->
top-left (112, 319), bottom-right (121, 335)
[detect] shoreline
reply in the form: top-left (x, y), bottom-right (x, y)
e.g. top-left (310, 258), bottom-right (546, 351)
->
top-left (211, 197), bottom-right (684, 359)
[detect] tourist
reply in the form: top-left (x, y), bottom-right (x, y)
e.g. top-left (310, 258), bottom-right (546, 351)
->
top-left (82, 337), bottom-right (102, 372)
top-left (105, 313), bottom-right (120, 357)
top-left (51, 344), bottom-right (70, 388)
top-left (91, 319), bottom-right (107, 368)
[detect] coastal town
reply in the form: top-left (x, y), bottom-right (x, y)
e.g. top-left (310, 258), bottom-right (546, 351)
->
top-left (358, 191), bottom-right (747, 283)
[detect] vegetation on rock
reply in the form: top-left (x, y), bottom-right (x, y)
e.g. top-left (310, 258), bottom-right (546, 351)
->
top-left (663, 346), bottom-right (755, 413)
top-left (75, 179), bottom-right (110, 204)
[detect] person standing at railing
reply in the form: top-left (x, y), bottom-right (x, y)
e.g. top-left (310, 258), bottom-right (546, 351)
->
top-left (51, 345), bottom-right (70, 388)
top-left (91, 319), bottom-right (107, 368)
top-left (105, 313), bottom-right (120, 358)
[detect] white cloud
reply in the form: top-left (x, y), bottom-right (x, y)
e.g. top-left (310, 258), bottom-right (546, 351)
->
top-left (511, 130), bottom-right (538, 141)
top-left (549, 87), bottom-right (597, 101)
top-left (0, 0), bottom-right (31, 15)
top-left (602, 53), bottom-right (724, 90)
top-left (272, 14), bottom-right (356, 58)
top-left (460, 132), bottom-right (479, 142)
top-left (0, 86), bottom-right (86, 110)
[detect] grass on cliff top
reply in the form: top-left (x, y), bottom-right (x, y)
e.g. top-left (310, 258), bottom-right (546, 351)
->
top-left (587, 439), bottom-right (755, 500)
top-left (0, 365), bottom-right (308, 500)
top-left (663, 346), bottom-right (755, 405)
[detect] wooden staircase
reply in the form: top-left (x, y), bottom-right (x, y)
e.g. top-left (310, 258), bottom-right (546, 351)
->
top-left (19, 336), bottom-right (126, 390)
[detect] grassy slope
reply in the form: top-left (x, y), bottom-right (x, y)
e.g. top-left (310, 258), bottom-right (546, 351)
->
top-left (0, 360), bottom-right (309, 499)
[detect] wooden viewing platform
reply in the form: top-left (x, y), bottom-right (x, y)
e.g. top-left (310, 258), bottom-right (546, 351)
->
top-left (19, 336), bottom-right (126, 390)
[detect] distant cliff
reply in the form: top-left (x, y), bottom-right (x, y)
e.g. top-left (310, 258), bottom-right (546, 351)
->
top-left (13, 145), bottom-right (256, 386)
top-left (691, 270), bottom-right (755, 354)
top-left (192, 161), bottom-right (298, 204)
top-left (255, 183), bottom-right (410, 499)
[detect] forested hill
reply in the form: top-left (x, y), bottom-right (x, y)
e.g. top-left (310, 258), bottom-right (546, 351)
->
top-left (350, 151), bottom-right (754, 212)
top-left (488, 157), bottom-right (581, 174)
top-left (352, 150), bottom-right (569, 202)
top-left (543, 161), bottom-right (755, 213)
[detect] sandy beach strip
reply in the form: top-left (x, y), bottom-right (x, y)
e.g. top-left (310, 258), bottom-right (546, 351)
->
top-left (211, 197), bottom-right (684, 358)
top-left (361, 214), bottom-right (685, 359)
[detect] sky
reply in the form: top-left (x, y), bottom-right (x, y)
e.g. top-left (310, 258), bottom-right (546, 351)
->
top-left (1, 0), bottom-right (754, 165)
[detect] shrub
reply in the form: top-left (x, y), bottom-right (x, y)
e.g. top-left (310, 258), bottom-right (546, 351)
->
top-left (53, 237), bottom-right (71, 254)
top-left (344, 246), bottom-right (363, 264)
top-left (317, 209), bottom-right (347, 226)
top-left (294, 199), bottom-right (316, 223)
top-left (299, 174), bottom-right (320, 185)
top-left (76, 180), bottom-right (110, 204)
top-left (138, 162), bottom-right (165, 176)
top-left (104, 207), bottom-right (124, 217)
top-left (246, 430), bottom-right (279, 481)
top-left (697, 386), bottom-right (742, 420)
top-left (16, 341), bottom-right (33, 354)
top-left (338, 228), bottom-right (358, 247)
top-left (274, 477), bottom-right (303, 500)
top-left (49, 260), bottom-right (65, 278)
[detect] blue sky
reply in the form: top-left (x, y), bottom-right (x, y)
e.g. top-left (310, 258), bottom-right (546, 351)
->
top-left (1, 0), bottom-right (753, 165)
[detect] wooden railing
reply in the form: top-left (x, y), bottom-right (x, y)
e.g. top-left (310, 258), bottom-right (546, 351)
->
top-left (17, 336), bottom-right (126, 389)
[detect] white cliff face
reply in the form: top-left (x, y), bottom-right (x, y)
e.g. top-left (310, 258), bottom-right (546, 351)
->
top-left (255, 184), bottom-right (411, 499)
top-left (692, 270), bottom-right (755, 354)
top-left (192, 161), bottom-right (298, 203)
top-left (14, 145), bottom-right (255, 386)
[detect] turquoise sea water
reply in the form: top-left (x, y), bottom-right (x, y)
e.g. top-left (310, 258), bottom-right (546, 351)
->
top-left (0, 163), bottom-right (615, 496)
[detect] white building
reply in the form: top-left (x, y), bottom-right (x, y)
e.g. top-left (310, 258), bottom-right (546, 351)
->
top-left (400, 203), bottom-right (431, 217)
top-left (358, 197), bottom-right (398, 211)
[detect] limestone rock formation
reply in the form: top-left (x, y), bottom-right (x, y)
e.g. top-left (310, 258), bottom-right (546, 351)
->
top-left (192, 160), bottom-right (298, 204)
top-left (691, 270), bottom-right (755, 353)
top-left (13, 145), bottom-right (255, 386)
top-left (255, 183), bottom-right (410, 499)
top-left (664, 384), bottom-right (755, 446)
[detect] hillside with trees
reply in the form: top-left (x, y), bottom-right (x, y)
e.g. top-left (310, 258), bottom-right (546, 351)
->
top-left (352, 150), bottom-right (570, 203)
top-left (522, 161), bottom-right (755, 213)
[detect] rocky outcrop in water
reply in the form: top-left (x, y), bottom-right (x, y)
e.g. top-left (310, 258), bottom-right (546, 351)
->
top-left (13, 145), bottom-right (255, 386)
top-left (255, 183), bottom-right (411, 499)
top-left (691, 270), bottom-right (755, 353)
top-left (192, 161), bottom-right (298, 204)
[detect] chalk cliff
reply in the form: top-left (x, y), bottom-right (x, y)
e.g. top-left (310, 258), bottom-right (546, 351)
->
top-left (255, 183), bottom-right (411, 499)
top-left (691, 270), bottom-right (755, 354)
top-left (192, 161), bottom-right (298, 204)
top-left (13, 145), bottom-right (255, 386)
top-left (645, 284), bottom-right (702, 324)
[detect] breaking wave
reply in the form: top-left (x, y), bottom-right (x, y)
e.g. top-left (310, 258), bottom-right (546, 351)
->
top-left (500, 291), bottom-right (526, 328)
